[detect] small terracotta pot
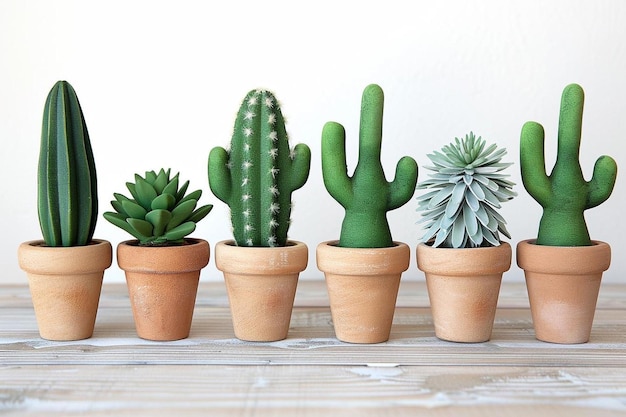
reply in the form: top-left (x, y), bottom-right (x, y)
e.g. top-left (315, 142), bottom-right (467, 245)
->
top-left (417, 242), bottom-right (511, 343)
top-left (517, 239), bottom-right (611, 344)
top-left (215, 240), bottom-right (307, 342)
top-left (316, 241), bottom-right (410, 344)
top-left (117, 238), bottom-right (209, 341)
top-left (17, 239), bottom-right (112, 341)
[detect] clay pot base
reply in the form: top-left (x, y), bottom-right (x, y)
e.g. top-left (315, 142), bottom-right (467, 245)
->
top-left (426, 274), bottom-right (502, 343)
top-left (317, 241), bottom-right (410, 344)
top-left (517, 239), bottom-right (610, 344)
top-left (417, 242), bottom-right (512, 343)
top-left (118, 239), bottom-right (210, 342)
top-left (216, 240), bottom-right (308, 342)
top-left (18, 239), bottom-right (112, 341)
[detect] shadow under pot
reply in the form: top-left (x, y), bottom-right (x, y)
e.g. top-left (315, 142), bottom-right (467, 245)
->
top-left (116, 238), bottom-right (210, 342)
top-left (316, 241), bottom-right (410, 344)
top-left (516, 239), bottom-right (611, 344)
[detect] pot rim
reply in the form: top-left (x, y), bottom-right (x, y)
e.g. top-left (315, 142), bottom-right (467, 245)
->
top-left (316, 240), bottom-right (410, 275)
top-left (516, 239), bottom-right (611, 274)
top-left (117, 237), bottom-right (210, 273)
top-left (215, 240), bottom-right (308, 274)
top-left (18, 239), bottom-right (113, 274)
top-left (416, 241), bottom-right (512, 275)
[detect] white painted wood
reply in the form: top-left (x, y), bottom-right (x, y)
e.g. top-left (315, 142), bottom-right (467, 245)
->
top-left (1, 281), bottom-right (625, 416)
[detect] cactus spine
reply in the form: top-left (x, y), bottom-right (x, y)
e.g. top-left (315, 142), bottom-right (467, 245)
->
top-left (520, 83), bottom-right (617, 246)
top-left (38, 81), bottom-right (98, 247)
top-left (321, 84), bottom-right (418, 248)
top-left (208, 89), bottom-right (311, 247)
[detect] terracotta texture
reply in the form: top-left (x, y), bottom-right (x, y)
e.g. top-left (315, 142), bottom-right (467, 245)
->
top-left (117, 238), bottom-right (209, 341)
top-left (316, 241), bottom-right (410, 344)
top-left (215, 240), bottom-right (308, 342)
top-left (517, 239), bottom-right (611, 344)
top-left (417, 242), bottom-right (512, 343)
top-left (17, 239), bottom-right (112, 341)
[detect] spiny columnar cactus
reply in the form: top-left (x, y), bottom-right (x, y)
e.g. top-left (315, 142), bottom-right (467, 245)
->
top-left (520, 83), bottom-right (617, 246)
top-left (321, 84), bottom-right (418, 248)
top-left (208, 89), bottom-right (311, 247)
top-left (38, 80), bottom-right (98, 247)
top-left (103, 169), bottom-right (213, 246)
top-left (417, 132), bottom-right (516, 248)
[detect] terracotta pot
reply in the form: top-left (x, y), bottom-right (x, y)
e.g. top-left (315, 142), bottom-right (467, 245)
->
top-left (417, 242), bottom-right (511, 343)
top-left (215, 240), bottom-right (307, 342)
top-left (517, 239), bottom-right (611, 344)
top-left (316, 241), bottom-right (410, 344)
top-left (117, 238), bottom-right (209, 341)
top-left (17, 239), bottom-right (112, 341)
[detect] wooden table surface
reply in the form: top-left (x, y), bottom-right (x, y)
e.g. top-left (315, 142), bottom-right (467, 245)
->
top-left (1, 280), bottom-right (625, 416)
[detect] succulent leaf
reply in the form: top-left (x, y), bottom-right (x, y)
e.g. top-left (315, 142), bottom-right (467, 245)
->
top-left (121, 199), bottom-right (148, 219)
top-left (416, 132), bottom-right (516, 248)
top-left (104, 169), bottom-right (212, 245)
top-left (151, 193), bottom-right (176, 211)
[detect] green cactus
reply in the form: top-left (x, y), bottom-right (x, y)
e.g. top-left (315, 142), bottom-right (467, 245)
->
top-left (520, 83), bottom-right (617, 246)
top-left (38, 81), bottom-right (98, 247)
top-left (104, 169), bottom-right (212, 246)
top-left (321, 84), bottom-right (418, 248)
top-left (208, 89), bottom-right (311, 247)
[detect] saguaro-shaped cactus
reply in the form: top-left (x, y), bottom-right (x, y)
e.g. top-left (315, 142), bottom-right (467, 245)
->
top-left (38, 81), bottom-right (98, 247)
top-left (322, 84), bottom-right (418, 248)
top-left (520, 83), bottom-right (617, 246)
top-left (208, 89), bottom-right (311, 247)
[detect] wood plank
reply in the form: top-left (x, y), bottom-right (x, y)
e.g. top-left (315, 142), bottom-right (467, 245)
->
top-left (1, 364), bottom-right (625, 416)
top-left (1, 282), bottom-right (625, 416)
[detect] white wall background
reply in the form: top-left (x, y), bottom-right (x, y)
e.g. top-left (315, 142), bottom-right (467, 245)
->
top-left (2, 0), bottom-right (625, 284)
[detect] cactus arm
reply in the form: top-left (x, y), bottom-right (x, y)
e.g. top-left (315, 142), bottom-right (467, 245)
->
top-left (321, 121), bottom-right (353, 208)
top-left (358, 84), bottom-right (384, 166)
top-left (287, 143), bottom-right (311, 192)
top-left (556, 84), bottom-right (585, 164)
top-left (207, 146), bottom-right (233, 205)
top-left (587, 155), bottom-right (617, 209)
top-left (388, 156), bottom-right (418, 210)
top-left (520, 121), bottom-right (552, 207)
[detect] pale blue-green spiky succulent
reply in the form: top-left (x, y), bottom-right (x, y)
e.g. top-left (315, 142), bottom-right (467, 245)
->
top-left (104, 169), bottom-right (213, 246)
top-left (416, 132), bottom-right (516, 248)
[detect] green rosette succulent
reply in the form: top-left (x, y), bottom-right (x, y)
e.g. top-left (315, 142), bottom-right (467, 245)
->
top-left (417, 132), bottom-right (516, 248)
top-left (104, 169), bottom-right (212, 245)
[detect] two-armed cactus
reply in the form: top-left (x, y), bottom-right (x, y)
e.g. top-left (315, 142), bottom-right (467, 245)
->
top-left (520, 83), bottom-right (617, 246)
top-left (38, 81), bottom-right (98, 247)
top-left (321, 84), bottom-right (418, 248)
top-left (208, 89), bottom-right (311, 247)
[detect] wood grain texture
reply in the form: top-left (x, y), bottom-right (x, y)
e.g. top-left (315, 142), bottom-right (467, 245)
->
top-left (1, 281), bottom-right (625, 416)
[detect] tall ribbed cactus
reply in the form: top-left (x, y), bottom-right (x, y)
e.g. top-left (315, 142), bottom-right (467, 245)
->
top-left (520, 83), bottom-right (617, 246)
top-left (208, 89), bottom-right (311, 247)
top-left (322, 84), bottom-right (418, 248)
top-left (38, 81), bottom-right (98, 247)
